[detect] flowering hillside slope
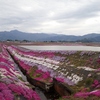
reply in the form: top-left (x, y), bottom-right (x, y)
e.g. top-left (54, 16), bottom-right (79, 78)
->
top-left (0, 45), bottom-right (41, 100)
top-left (1, 44), bottom-right (100, 99)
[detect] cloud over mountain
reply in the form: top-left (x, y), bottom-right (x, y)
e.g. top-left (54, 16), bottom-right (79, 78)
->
top-left (0, 0), bottom-right (100, 35)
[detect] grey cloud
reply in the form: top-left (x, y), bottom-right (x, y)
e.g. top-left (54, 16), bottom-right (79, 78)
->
top-left (53, 0), bottom-right (100, 20)
top-left (0, 0), bottom-right (100, 35)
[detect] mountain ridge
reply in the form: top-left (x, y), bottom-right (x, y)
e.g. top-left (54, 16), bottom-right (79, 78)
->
top-left (0, 30), bottom-right (100, 42)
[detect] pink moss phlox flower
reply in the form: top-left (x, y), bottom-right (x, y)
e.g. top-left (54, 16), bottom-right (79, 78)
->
top-left (0, 93), bottom-right (5, 100)
top-left (0, 83), bottom-right (14, 100)
top-left (95, 84), bottom-right (100, 89)
top-left (24, 88), bottom-right (41, 100)
top-left (19, 61), bottom-right (30, 71)
top-left (92, 80), bottom-right (99, 87)
top-left (35, 77), bottom-right (43, 81)
top-left (90, 90), bottom-right (100, 97)
top-left (1, 78), bottom-right (13, 84)
top-left (32, 90), bottom-right (41, 100)
top-left (0, 65), bottom-right (14, 76)
top-left (36, 69), bottom-right (43, 73)
top-left (8, 84), bottom-right (24, 95)
top-left (2, 90), bottom-right (14, 100)
top-left (8, 83), bottom-right (41, 100)
top-left (97, 58), bottom-right (100, 64)
top-left (45, 72), bottom-right (50, 76)
top-left (75, 89), bottom-right (100, 98)
top-left (0, 83), bottom-right (8, 90)
top-left (42, 74), bottom-right (49, 79)
top-left (56, 78), bottom-right (64, 83)
top-left (74, 92), bottom-right (89, 98)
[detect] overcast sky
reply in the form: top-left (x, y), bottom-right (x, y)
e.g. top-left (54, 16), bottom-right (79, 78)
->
top-left (0, 0), bottom-right (100, 35)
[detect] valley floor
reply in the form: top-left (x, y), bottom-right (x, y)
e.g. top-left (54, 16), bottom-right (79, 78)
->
top-left (1, 41), bottom-right (100, 47)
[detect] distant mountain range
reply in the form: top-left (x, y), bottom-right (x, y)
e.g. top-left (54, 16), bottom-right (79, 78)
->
top-left (0, 30), bottom-right (100, 42)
